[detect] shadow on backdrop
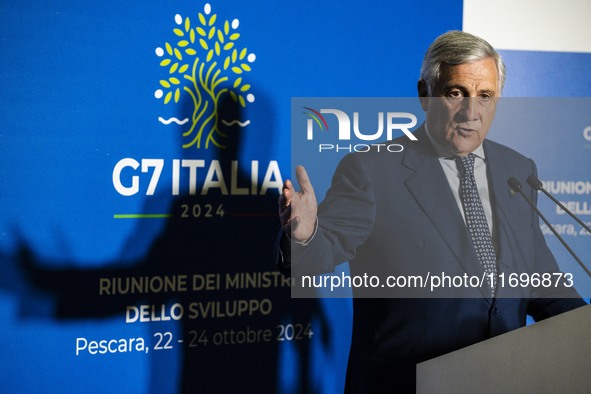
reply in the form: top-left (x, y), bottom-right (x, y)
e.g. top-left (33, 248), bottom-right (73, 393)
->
top-left (13, 86), bottom-right (328, 393)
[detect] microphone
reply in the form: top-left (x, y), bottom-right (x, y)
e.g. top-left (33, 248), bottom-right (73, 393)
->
top-left (507, 177), bottom-right (591, 278)
top-left (526, 175), bottom-right (591, 235)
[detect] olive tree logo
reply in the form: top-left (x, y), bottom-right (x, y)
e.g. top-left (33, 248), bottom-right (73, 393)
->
top-left (155, 3), bottom-right (256, 149)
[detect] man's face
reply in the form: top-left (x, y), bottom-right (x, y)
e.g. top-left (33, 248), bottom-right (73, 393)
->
top-left (419, 57), bottom-right (499, 157)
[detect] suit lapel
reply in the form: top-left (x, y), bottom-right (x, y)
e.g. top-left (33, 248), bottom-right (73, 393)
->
top-left (402, 128), bottom-right (491, 299)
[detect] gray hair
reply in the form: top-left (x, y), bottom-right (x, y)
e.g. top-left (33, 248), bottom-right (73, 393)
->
top-left (420, 30), bottom-right (506, 94)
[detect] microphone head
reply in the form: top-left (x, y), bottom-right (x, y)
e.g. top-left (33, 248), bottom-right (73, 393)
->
top-left (507, 177), bottom-right (523, 192)
top-left (526, 175), bottom-right (543, 190)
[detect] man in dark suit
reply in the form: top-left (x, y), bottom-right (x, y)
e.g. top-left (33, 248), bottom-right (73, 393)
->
top-left (278, 31), bottom-right (585, 392)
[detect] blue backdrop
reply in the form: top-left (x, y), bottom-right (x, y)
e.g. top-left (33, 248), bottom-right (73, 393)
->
top-left (1, 1), bottom-right (589, 393)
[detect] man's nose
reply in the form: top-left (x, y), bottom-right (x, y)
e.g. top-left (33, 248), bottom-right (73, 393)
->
top-left (458, 97), bottom-right (479, 121)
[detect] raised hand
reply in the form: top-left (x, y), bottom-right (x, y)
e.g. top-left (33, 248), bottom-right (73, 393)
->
top-left (278, 165), bottom-right (318, 243)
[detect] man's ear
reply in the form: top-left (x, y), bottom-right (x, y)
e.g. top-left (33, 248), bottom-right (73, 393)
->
top-left (417, 79), bottom-right (429, 111)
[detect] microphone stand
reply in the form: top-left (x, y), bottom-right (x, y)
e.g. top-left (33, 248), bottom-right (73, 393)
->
top-left (508, 177), bottom-right (591, 279)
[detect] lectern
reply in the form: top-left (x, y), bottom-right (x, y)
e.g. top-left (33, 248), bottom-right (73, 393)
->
top-left (417, 304), bottom-right (591, 393)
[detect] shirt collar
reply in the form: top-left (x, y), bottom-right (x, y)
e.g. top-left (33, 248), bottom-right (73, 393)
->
top-left (424, 123), bottom-right (486, 160)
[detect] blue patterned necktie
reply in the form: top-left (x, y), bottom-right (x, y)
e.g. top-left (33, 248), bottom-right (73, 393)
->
top-left (455, 154), bottom-right (497, 297)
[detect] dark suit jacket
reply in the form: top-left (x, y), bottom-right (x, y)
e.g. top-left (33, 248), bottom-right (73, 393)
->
top-left (285, 126), bottom-right (585, 392)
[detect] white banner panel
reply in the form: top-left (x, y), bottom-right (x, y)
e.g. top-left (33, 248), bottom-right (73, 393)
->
top-left (463, 0), bottom-right (591, 53)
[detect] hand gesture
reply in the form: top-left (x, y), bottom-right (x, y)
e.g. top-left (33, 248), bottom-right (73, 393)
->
top-left (278, 165), bottom-right (317, 243)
